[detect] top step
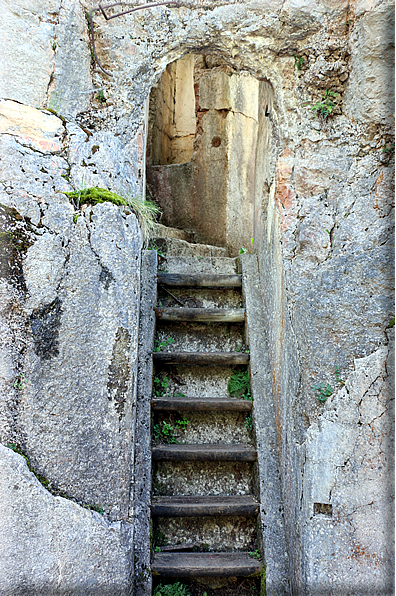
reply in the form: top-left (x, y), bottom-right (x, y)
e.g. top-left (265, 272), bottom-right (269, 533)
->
top-left (162, 257), bottom-right (238, 275)
top-left (154, 237), bottom-right (227, 258)
top-left (158, 273), bottom-right (242, 288)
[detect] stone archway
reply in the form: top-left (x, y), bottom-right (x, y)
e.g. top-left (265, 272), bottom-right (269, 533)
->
top-left (146, 53), bottom-right (277, 257)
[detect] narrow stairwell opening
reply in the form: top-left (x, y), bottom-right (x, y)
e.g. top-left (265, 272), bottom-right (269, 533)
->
top-left (136, 51), bottom-right (289, 596)
top-left (146, 53), bottom-right (276, 258)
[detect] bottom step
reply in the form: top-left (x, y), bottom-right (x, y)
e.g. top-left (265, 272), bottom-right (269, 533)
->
top-left (152, 552), bottom-right (262, 578)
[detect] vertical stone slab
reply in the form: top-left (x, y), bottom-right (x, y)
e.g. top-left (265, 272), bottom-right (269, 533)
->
top-left (241, 253), bottom-right (290, 596)
top-left (133, 250), bottom-right (157, 596)
top-left (19, 202), bottom-right (142, 521)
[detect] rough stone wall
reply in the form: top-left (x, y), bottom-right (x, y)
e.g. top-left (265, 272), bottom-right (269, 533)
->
top-left (0, 0), bottom-right (394, 594)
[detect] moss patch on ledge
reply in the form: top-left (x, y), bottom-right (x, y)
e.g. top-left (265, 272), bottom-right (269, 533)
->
top-left (64, 187), bottom-right (161, 243)
top-left (65, 187), bottom-right (128, 207)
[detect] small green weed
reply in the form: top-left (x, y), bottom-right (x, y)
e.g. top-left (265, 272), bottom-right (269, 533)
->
top-left (387, 317), bottom-right (395, 328)
top-left (153, 421), bottom-right (178, 444)
top-left (96, 89), bottom-right (106, 103)
top-left (153, 375), bottom-right (169, 397)
top-left (382, 142), bottom-right (395, 154)
top-left (294, 55), bottom-right (304, 70)
top-left (312, 382), bottom-right (333, 403)
top-left (249, 549), bottom-right (261, 560)
top-left (334, 366), bottom-right (345, 386)
top-left (228, 370), bottom-right (252, 401)
top-left (309, 89), bottom-right (340, 119)
top-left (155, 546), bottom-right (161, 552)
top-left (238, 238), bottom-right (254, 255)
top-left (175, 417), bottom-right (189, 430)
top-left (173, 392), bottom-right (186, 398)
top-left (154, 582), bottom-right (191, 596)
top-left (154, 336), bottom-right (175, 353)
top-left (245, 414), bottom-right (253, 432)
top-left (148, 241), bottom-right (166, 258)
top-left (13, 373), bottom-right (30, 390)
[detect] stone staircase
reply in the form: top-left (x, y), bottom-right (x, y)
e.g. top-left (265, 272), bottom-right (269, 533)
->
top-left (150, 248), bottom-right (263, 594)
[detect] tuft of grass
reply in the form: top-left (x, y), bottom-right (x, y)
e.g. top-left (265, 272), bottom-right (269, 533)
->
top-left (245, 414), bottom-right (253, 432)
top-left (175, 417), bottom-right (189, 430)
top-left (334, 366), bottom-right (345, 386)
top-left (306, 89), bottom-right (340, 119)
top-left (154, 582), bottom-right (191, 596)
top-left (63, 187), bottom-right (161, 244)
top-left (249, 549), bottom-right (261, 560)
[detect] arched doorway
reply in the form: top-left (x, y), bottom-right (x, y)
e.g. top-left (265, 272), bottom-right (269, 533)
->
top-left (146, 53), bottom-right (276, 257)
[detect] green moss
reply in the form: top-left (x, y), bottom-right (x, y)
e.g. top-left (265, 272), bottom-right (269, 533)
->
top-left (387, 317), bottom-right (395, 329)
top-left (7, 443), bottom-right (50, 488)
top-left (260, 565), bottom-right (267, 596)
top-left (65, 187), bottom-right (128, 207)
top-left (6, 442), bottom-right (104, 513)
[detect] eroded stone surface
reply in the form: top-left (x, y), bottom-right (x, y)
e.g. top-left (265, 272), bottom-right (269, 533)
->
top-left (0, 444), bottom-right (132, 595)
top-left (0, 0), bottom-right (394, 593)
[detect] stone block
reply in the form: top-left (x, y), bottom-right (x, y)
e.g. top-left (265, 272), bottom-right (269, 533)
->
top-left (0, 444), bottom-right (132, 595)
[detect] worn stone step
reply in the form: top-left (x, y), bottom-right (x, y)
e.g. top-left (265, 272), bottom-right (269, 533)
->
top-left (155, 307), bottom-right (245, 322)
top-left (152, 444), bottom-right (256, 462)
top-left (158, 273), bottom-right (242, 288)
top-left (152, 396), bottom-right (252, 412)
top-left (151, 495), bottom-right (259, 517)
top-left (154, 224), bottom-right (194, 242)
top-left (154, 237), bottom-right (227, 257)
top-left (163, 256), bottom-right (238, 275)
top-left (152, 552), bottom-right (262, 578)
top-left (153, 461), bottom-right (254, 497)
top-left (153, 352), bottom-right (249, 365)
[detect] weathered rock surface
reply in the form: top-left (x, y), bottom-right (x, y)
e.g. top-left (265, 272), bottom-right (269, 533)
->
top-left (0, 0), bottom-right (394, 593)
top-left (0, 444), bottom-right (132, 595)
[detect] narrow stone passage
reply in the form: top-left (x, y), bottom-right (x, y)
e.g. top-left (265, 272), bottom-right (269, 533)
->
top-left (150, 250), bottom-right (263, 595)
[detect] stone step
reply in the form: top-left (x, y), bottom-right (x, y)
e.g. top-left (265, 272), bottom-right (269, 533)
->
top-left (153, 352), bottom-right (249, 365)
top-left (151, 495), bottom-right (259, 517)
top-left (154, 224), bottom-right (194, 242)
top-left (163, 256), bottom-right (238, 275)
top-left (154, 237), bottom-right (227, 257)
top-left (152, 552), bottom-right (262, 578)
top-left (152, 444), bottom-right (256, 462)
top-left (158, 273), bottom-right (242, 288)
top-left (155, 307), bottom-right (245, 322)
top-left (152, 396), bottom-right (252, 412)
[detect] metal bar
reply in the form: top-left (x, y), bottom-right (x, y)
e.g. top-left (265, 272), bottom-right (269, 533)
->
top-left (89, 1), bottom-right (181, 77)
top-left (158, 284), bottom-right (185, 307)
top-left (100, 1), bottom-right (181, 21)
top-left (88, 8), bottom-right (113, 76)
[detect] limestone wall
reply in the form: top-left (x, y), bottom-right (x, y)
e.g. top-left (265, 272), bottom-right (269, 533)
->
top-left (0, 0), bottom-right (394, 594)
